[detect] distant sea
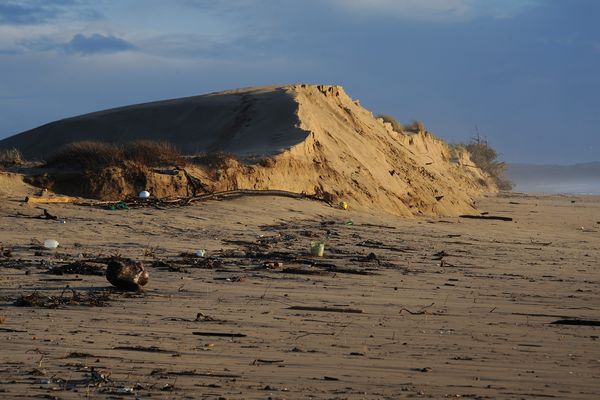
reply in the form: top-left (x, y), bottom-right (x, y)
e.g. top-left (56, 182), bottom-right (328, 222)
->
top-left (506, 163), bottom-right (600, 195)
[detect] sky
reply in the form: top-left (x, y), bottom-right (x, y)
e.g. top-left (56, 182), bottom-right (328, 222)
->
top-left (0, 0), bottom-right (598, 164)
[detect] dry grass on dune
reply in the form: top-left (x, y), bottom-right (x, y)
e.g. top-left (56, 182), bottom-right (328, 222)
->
top-left (123, 140), bottom-right (185, 167)
top-left (375, 115), bottom-right (426, 135)
top-left (0, 148), bottom-right (23, 167)
top-left (190, 151), bottom-right (240, 169)
top-left (46, 140), bottom-right (185, 169)
top-left (47, 141), bottom-right (122, 169)
top-left (376, 114), bottom-right (404, 133)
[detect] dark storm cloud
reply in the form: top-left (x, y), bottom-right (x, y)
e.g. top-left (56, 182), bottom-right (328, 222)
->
top-left (0, 0), bottom-right (101, 25)
top-left (65, 33), bottom-right (136, 54)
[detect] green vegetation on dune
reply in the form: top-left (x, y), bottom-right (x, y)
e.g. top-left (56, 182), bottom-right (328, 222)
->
top-left (377, 112), bottom-right (512, 190)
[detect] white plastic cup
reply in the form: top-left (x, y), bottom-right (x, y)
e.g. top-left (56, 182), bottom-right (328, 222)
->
top-left (310, 241), bottom-right (325, 257)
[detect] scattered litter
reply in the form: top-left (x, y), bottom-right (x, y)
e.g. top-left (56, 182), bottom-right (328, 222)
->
top-left (215, 275), bottom-right (246, 283)
top-left (310, 241), bottom-right (325, 257)
top-left (106, 201), bottom-right (129, 210)
top-left (43, 239), bottom-right (59, 249)
top-left (263, 261), bottom-right (283, 269)
top-left (195, 249), bottom-right (206, 257)
top-left (339, 201), bottom-right (348, 210)
top-left (161, 383), bottom-right (175, 391)
top-left (113, 387), bottom-right (134, 394)
top-left (138, 190), bottom-right (150, 199)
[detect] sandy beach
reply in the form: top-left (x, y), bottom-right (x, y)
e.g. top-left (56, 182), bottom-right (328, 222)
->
top-left (1, 191), bottom-right (598, 399)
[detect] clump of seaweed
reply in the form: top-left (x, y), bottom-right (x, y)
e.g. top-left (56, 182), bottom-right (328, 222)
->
top-left (47, 262), bottom-right (105, 276)
top-left (14, 289), bottom-right (110, 308)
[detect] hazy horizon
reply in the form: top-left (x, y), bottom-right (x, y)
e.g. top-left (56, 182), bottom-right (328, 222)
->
top-left (507, 162), bottom-right (600, 194)
top-left (1, 0), bottom-right (599, 164)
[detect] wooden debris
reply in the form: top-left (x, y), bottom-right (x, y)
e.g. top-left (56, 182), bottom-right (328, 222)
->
top-left (195, 312), bottom-right (217, 322)
top-left (150, 369), bottom-right (241, 378)
top-left (25, 195), bottom-right (77, 204)
top-left (251, 359), bottom-right (284, 365)
top-left (399, 303), bottom-right (435, 315)
top-left (287, 305), bottom-right (363, 314)
top-left (192, 331), bottom-right (247, 337)
top-left (0, 327), bottom-right (27, 333)
top-left (459, 215), bottom-right (513, 222)
top-left (357, 240), bottom-right (413, 253)
top-left (113, 345), bottom-right (178, 354)
top-left (551, 319), bottom-right (600, 327)
top-left (41, 209), bottom-right (57, 220)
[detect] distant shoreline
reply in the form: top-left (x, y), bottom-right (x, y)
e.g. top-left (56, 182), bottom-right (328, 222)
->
top-left (510, 182), bottom-right (600, 196)
top-left (507, 163), bottom-right (600, 195)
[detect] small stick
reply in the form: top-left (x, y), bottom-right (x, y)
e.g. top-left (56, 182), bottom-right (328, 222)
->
top-left (295, 331), bottom-right (335, 340)
top-left (399, 303), bottom-right (435, 315)
top-left (192, 332), bottom-right (247, 337)
top-left (251, 359), bottom-right (284, 365)
top-left (459, 215), bottom-right (513, 222)
top-left (287, 306), bottom-right (363, 314)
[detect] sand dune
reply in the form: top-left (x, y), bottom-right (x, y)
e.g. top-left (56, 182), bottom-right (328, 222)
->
top-left (0, 85), bottom-right (311, 158)
top-left (0, 84), bottom-right (495, 216)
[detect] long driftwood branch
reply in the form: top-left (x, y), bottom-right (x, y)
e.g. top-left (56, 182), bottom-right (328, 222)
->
top-left (459, 215), bottom-right (513, 222)
top-left (187, 189), bottom-right (325, 204)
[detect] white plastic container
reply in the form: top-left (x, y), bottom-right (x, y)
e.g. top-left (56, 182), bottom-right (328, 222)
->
top-left (195, 249), bottom-right (206, 257)
top-left (138, 190), bottom-right (150, 199)
top-left (43, 239), bottom-right (59, 249)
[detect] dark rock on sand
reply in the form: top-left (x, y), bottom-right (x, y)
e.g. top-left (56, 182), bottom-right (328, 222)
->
top-left (106, 258), bottom-right (149, 291)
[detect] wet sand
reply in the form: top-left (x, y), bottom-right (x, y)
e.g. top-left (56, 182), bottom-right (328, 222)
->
top-left (1, 193), bottom-right (599, 399)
